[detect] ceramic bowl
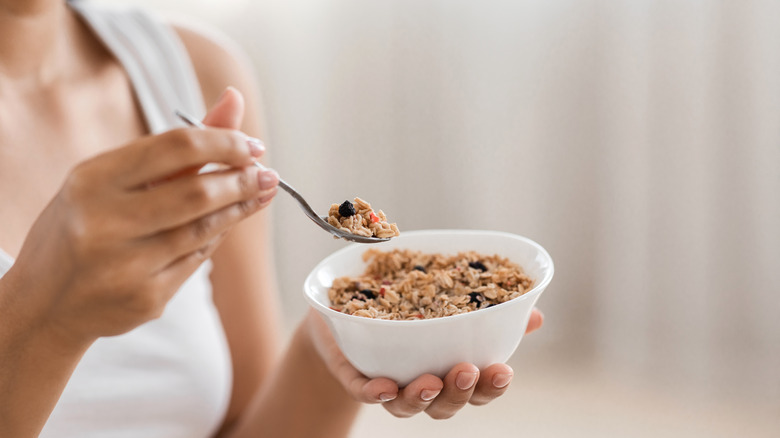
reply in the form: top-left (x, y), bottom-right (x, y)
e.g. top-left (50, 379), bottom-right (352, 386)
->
top-left (303, 229), bottom-right (554, 386)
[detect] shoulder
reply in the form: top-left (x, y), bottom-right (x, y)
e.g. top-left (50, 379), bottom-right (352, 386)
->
top-left (168, 18), bottom-right (259, 110)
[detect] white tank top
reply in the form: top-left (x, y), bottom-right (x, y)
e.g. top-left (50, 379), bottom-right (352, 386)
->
top-left (0, 2), bottom-right (233, 436)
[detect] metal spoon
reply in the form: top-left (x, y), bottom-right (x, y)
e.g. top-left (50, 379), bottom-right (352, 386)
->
top-left (175, 110), bottom-right (390, 244)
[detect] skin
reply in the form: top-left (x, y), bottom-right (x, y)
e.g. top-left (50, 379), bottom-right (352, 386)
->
top-left (0, 1), bottom-right (544, 437)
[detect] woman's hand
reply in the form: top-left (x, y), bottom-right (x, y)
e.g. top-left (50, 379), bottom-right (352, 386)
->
top-left (303, 307), bottom-right (543, 419)
top-left (6, 88), bottom-right (279, 347)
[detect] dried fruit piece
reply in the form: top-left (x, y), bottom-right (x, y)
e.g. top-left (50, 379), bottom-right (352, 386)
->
top-left (468, 261), bottom-right (488, 272)
top-left (468, 292), bottom-right (484, 304)
top-left (339, 200), bottom-right (356, 217)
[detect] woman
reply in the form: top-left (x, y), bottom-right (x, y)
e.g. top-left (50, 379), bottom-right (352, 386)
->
top-left (0, 0), bottom-right (544, 436)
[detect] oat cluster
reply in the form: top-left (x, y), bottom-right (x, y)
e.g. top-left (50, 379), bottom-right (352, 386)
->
top-left (328, 249), bottom-right (534, 320)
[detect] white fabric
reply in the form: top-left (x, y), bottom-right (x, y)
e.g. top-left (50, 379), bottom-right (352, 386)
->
top-left (31, 2), bottom-right (231, 437)
top-left (0, 249), bottom-right (12, 278)
top-left (70, 0), bottom-right (206, 133)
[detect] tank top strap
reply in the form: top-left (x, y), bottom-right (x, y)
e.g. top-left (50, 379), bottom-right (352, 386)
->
top-left (69, 0), bottom-right (206, 134)
top-left (0, 248), bottom-right (12, 278)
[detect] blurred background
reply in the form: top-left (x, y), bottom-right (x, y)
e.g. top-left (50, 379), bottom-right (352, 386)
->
top-left (109, 0), bottom-right (779, 436)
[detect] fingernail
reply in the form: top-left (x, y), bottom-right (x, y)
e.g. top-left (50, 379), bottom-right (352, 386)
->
top-left (378, 393), bottom-right (397, 402)
top-left (456, 372), bottom-right (478, 390)
top-left (492, 373), bottom-right (513, 389)
top-left (257, 168), bottom-right (279, 190)
top-left (420, 389), bottom-right (441, 401)
top-left (246, 137), bottom-right (265, 156)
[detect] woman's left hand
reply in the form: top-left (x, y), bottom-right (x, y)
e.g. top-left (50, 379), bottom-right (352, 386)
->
top-left (303, 308), bottom-right (543, 419)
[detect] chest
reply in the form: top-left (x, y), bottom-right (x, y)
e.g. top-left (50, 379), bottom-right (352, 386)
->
top-left (0, 73), bottom-right (146, 257)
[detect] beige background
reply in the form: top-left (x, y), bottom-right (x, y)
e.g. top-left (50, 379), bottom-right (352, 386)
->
top-left (108, 0), bottom-right (779, 436)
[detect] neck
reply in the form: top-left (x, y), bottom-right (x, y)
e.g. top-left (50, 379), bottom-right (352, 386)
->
top-left (0, 1), bottom-right (80, 84)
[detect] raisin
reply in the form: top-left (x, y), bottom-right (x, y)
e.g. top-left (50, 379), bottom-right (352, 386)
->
top-left (468, 292), bottom-right (484, 304)
top-left (413, 265), bottom-right (427, 273)
top-left (360, 289), bottom-right (376, 299)
top-left (468, 261), bottom-right (488, 272)
top-left (338, 200), bottom-right (356, 217)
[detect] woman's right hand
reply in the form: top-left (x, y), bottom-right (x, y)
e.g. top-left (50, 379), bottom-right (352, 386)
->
top-left (5, 89), bottom-right (277, 347)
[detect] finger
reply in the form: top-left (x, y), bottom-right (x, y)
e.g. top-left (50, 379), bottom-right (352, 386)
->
top-left (151, 165), bottom-right (206, 185)
top-left (525, 308), bottom-right (544, 334)
top-left (127, 166), bottom-right (278, 235)
top-left (148, 190), bottom-right (274, 270)
top-left (203, 87), bottom-right (264, 156)
top-left (203, 87), bottom-right (264, 161)
top-left (152, 183), bottom-right (277, 280)
top-left (468, 363), bottom-right (513, 406)
top-left (303, 311), bottom-right (399, 404)
top-left (203, 86), bottom-right (245, 129)
top-left (382, 374), bottom-right (443, 418)
top-left (144, 88), bottom-right (256, 185)
top-left (330, 353), bottom-right (399, 404)
top-left (424, 363), bottom-right (479, 420)
top-left (152, 233), bottom-right (227, 303)
top-left (110, 128), bottom-right (260, 189)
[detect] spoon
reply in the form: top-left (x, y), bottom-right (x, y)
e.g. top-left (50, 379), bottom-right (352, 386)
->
top-left (174, 110), bottom-right (390, 244)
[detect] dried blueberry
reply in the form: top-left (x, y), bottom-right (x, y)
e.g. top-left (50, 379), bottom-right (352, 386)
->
top-left (360, 289), bottom-right (376, 299)
top-left (468, 261), bottom-right (488, 272)
top-left (468, 292), bottom-right (484, 304)
top-left (338, 200), bottom-right (356, 217)
top-left (351, 294), bottom-right (366, 301)
top-left (413, 265), bottom-right (427, 273)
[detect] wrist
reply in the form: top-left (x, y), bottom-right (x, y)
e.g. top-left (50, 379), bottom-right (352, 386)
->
top-left (0, 269), bottom-right (93, 438)
top-left (291, 314), bottom-right (327, 371)
top-left (0, 266), bottom-right (94, 357)
top-left (294, 310), bottom-right (340, 373)
top-left (293, 314), bottom-right (362, 432)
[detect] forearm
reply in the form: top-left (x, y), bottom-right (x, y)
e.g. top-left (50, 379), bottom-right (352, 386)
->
top-left (225, 323), bottom-right (361, 438)
top-left (0, 269), bottom-right (92, 437)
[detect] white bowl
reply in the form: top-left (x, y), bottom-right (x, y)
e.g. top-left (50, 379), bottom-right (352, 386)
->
top-left (303, 229), bottom-right (554, 386)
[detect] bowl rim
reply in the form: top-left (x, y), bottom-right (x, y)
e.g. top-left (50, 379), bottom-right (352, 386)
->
top-left (303, 229), bottom-right (554, 327)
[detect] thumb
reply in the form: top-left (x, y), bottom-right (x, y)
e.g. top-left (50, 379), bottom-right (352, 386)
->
top-left (203, 86), bottom-right (245, 129)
